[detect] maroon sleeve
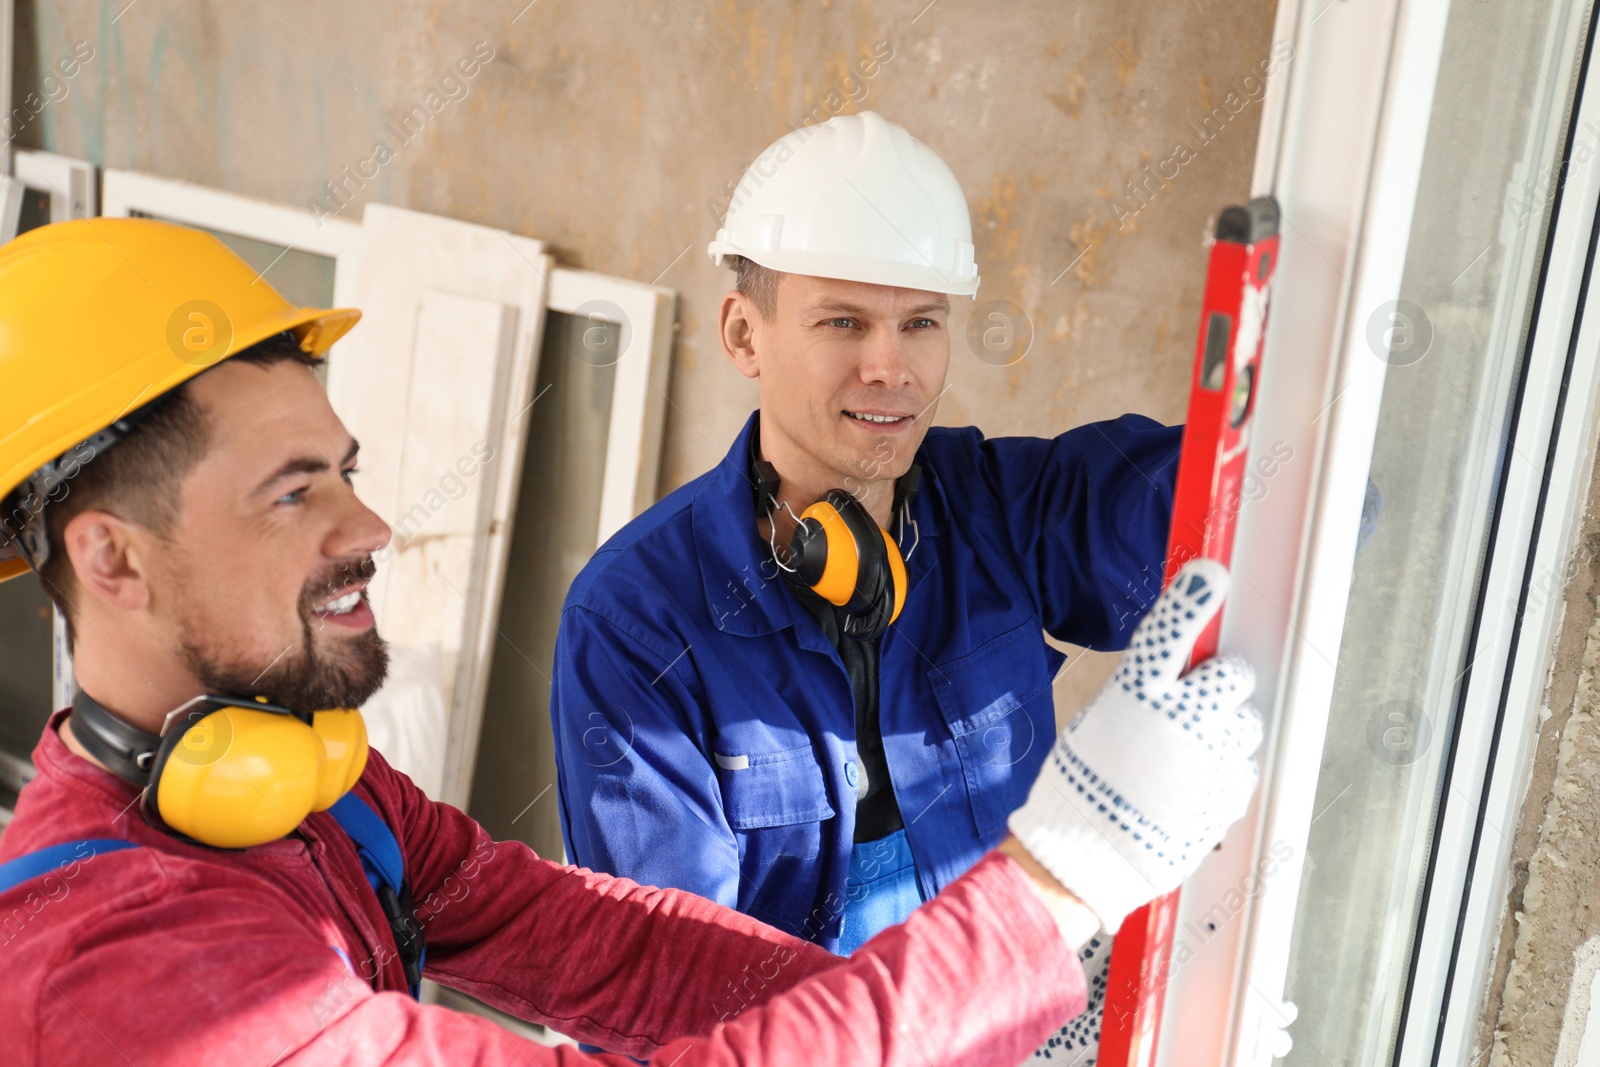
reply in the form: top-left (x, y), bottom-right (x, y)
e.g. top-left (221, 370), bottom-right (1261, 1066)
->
top-left (359, 751), bottom-right (1086, 1064)
top-left (33, 752), bottom-right (1083, 1066)
top-left (354, 749), bottom-right (845, 1050)
top-left (651, 853), bottom-right (1088, 1067)
top-left (38, 855), bottom-right (1080, 1067)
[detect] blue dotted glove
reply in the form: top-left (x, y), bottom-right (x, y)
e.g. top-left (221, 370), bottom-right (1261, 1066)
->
top-left (1023, 936), bottom-right (1110, 1064)
top-left (1007, 559), bottom-right (1263, 935)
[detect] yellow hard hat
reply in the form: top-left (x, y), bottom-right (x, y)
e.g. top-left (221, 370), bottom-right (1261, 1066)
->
top-left (0, 217), bottom-right (361, 583)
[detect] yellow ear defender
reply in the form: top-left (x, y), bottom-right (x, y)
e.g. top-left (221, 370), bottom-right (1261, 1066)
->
top-left (790, 490), bottom-right (906, 629)
top-left (70, 690), bottom-right (368, 849)
top-left (755, 454), bottom-right (920, 641)
top-left (883, 525), bottom-right (909, 625)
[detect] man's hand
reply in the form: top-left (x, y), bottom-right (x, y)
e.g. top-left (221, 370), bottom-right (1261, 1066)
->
top-left (1007, 559), bottom-right (1263, 935)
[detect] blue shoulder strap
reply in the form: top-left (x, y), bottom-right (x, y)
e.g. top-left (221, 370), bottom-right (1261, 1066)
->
top-left (0, 838), bottom-right (139, 896)
top-left (328, 793), bottom-right (405, 896)
top-left (327, 792), bottom-right (425, 998)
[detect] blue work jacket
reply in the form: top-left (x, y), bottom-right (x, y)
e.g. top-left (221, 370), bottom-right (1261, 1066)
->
top-left (551, 412), bottom-right (1179, 950)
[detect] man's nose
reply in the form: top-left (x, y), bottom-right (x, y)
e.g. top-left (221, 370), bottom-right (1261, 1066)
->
top-left (329, 491), bottom-right (392, 560)
top-left (857, 330), bottom-right (915, 389)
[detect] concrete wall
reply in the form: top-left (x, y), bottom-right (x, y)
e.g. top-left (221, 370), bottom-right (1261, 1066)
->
top-left (1479, 442), bottom-right (1600, 1066)
top-left (12, 0), bottom-right (1276, 820)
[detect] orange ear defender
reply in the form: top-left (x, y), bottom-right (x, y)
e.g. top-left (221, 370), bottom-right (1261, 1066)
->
top-left (69, 689), bottom-right (368, 849)
top-left (755, 458), bottom-right (920, 640)
top-left (791, 489), bottom-right (904, 626)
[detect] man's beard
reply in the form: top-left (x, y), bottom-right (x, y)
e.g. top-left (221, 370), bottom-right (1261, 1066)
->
top-left (178, 557), bottom-right (389, 714)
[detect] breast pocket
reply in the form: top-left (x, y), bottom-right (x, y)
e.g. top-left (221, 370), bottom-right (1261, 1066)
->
top-left (929, 621), bottom-right (1055, 839)
top-left (715, 741), bottom-right (837, 931)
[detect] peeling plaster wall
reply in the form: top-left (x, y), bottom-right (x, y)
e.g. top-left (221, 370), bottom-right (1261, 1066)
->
top-left (1479, 442), bottom-right (1600, 1066)
top-left (12, 0), bottom-right (1276, 829)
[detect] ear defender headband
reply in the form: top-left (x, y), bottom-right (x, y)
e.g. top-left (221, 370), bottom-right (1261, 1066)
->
top-left (755, 459), bottom-right (921, 641)
top-left (70, 689), bottom-right (368, 849)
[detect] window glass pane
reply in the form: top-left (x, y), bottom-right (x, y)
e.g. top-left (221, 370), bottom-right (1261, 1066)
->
top-left (1281, 0), bottom-right (1588, 1063)
top-left (16, 186), bottom-right (51, 235)
top-left (468, 309), bottom-right (618, 862)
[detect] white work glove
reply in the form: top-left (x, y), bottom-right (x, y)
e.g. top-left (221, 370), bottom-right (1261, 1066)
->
top-left (1008, 559), bottom-right (1262, 935)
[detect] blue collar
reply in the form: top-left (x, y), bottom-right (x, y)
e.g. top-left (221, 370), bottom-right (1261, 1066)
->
top-left (692, 412), bottom-right (949, 640)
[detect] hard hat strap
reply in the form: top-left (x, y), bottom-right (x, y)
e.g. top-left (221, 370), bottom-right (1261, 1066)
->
top-left (1, 394), bottom-right (176, 574)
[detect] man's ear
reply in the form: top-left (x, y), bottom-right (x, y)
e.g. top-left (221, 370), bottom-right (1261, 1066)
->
top-left (719, 290), bottom-right (761, 379)
top-left (62, 510), bottom-right (153, 613)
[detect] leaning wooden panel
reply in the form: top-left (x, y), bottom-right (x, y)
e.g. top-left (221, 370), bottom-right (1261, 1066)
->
top-left (329, 203), bottom-right (550, 809)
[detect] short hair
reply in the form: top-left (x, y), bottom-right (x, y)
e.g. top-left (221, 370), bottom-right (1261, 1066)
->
top-left (35, 335), bottom-right (323, 641)
top-left (734, 256), bottom-right (783, 322)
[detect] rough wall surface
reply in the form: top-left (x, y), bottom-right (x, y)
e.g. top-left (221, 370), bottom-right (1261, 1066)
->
top-left (12, 0), bottom-right (1276, 804)
top-left (1480, 443), bottom-right (1600, 1066)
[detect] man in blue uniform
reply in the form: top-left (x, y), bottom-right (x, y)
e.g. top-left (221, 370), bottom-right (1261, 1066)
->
top-left (551, 112), bottom-right (1179, 962)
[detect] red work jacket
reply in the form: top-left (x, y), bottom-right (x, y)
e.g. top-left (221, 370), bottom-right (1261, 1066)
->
top-left (0, 712), bottom-right (1085, 1064)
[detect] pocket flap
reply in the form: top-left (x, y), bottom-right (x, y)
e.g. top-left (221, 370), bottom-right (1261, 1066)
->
top-left (715, 742), bottom-right (836, 831)
top-left (929, 621), bottom-right (1049, 738)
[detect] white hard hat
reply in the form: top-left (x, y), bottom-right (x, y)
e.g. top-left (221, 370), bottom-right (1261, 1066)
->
top-left (708, 111), bottom-right (980, 297)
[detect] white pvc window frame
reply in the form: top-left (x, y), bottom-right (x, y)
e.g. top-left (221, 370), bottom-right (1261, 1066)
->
top-left (0, 176), bottom-right (21, 243)
top-left (0, 0), bottom-right (13, 178)
top-left (1152, 0), bottom-right (1600, 1064)
top-left (1154, 0), bottom-right (1450, 1058)
top-left (13, 149), bottom-right (96, 222)
top-left (545, 268), bottom-right (675, 547)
